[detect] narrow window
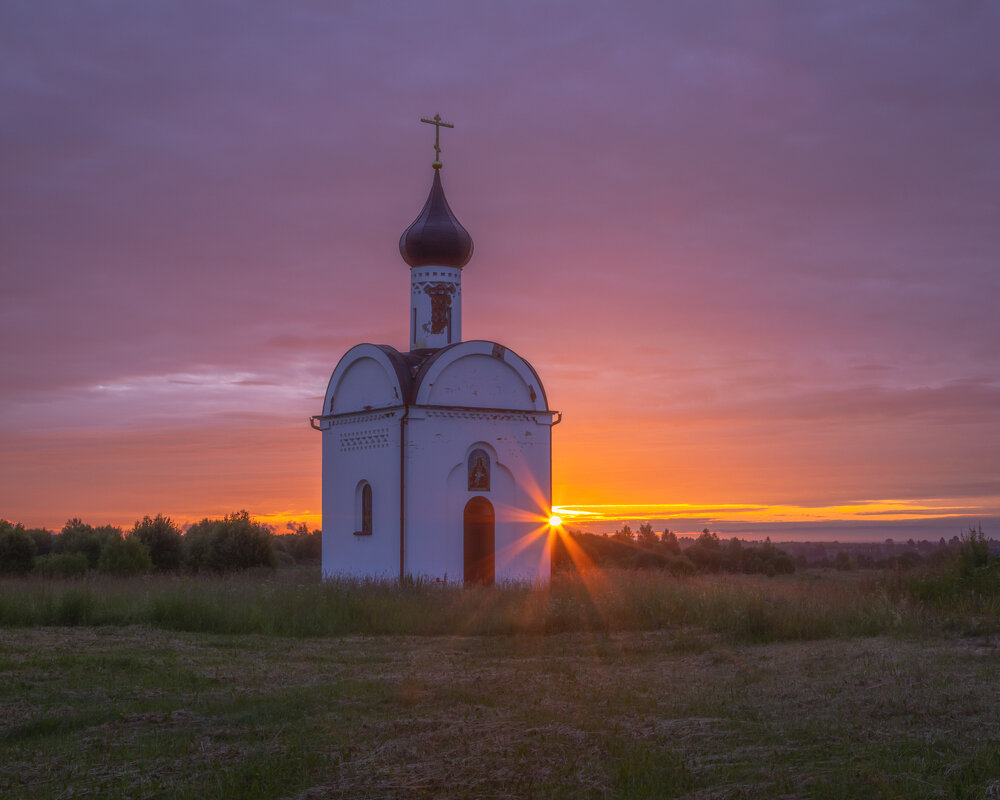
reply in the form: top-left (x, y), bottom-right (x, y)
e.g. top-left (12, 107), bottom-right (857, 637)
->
top-left (411, 308), bottom-right (416, 346)
top-left (355, 481), bottom-right (373, 536)
top-left (362, 483), bottom-right (372, 534)
top-left (468, 449), bottom-right (490, 492)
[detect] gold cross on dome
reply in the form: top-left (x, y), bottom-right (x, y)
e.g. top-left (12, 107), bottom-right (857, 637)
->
top-left (420, 113), bottom-right (454, 168)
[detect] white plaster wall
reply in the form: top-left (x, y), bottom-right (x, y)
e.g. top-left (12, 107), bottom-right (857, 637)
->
top-left (321, 410), bottom-right (402, 579)
top-left (403, 411), bottom-right (552, 583)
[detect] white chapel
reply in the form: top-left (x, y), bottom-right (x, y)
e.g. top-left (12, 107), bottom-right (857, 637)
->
top-left (312, 117), bottom-right (559, 584)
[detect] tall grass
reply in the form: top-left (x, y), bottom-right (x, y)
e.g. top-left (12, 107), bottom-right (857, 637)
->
top-left (0, 567), bottom-right (943, 641)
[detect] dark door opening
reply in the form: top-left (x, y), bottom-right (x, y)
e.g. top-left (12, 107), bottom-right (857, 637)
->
top-left (463, 496), bottom-right (495, 585)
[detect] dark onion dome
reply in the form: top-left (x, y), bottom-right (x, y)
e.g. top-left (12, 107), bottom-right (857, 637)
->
top-left (399, 169), bottom-right (473, 268)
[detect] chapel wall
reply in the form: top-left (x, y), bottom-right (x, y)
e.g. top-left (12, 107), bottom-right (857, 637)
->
top-left (403, 411), bottom-right (552, 583)
top-left (321, 410), bottom-right (402, 579)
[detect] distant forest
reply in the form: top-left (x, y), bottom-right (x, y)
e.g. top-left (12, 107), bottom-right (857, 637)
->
top-left (553, 524), bottom-right (1000, 576)
top-left (1, 514), bottom-right (996, 579)
top-left (0, 513), bottom-right (319, 577)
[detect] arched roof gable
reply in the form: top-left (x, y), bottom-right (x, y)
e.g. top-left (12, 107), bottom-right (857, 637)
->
top-left (413, 340), bottom-right (549, 412)
top-left (324, 344), bottom-right (418, 414)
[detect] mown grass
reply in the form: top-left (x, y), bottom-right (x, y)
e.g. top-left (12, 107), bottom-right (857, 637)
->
top-left (2, 624), bottom-right (998, 799)
top-left (0, 567), bottom-right (943, 642)
top-left (1, 568), bottom-right (999, 798)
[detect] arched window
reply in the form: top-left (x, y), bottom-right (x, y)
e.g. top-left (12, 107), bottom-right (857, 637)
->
top-left (468, 449), bottom-right (490, 492)
top-left (355, 481), bottom-right (373, 536)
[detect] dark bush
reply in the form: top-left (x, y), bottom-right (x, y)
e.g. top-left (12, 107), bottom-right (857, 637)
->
top-left (209, 512), bottom-right (276, 571)
top-left (666, 554), bottom-right (696, 576)
top-left (34, 553), bottom-right (89, 578)
top-left (131, 514), bottom-right (182, 571)
top-left (182, 520), bottom-right (215, 570)
top-left (25, 528), bottom-right (54, 556)
top-left (0, 520), bottom-right (37, 574)
top-left (55, 519), bottom-right (122, 568)
top-left (289, 528), bottom-right (322, 564)
top-left (958, 525), bottom-right (992, 577)
top-left (97, 534), bottom-right (152, 576)
top-left (182, 510), bottom-right (276, 572)
top-left (906, 526), bottom-right (1000, 609)
top-left (660, 530), bottom-right (681, 555)
top-left (767, 551), bottom-right (796, 575)
top-left (739, 539), bottom-right (795, 576)
top-left (629, 549), bottom-right (669, 570)
top-left (686, 531), bottom-right (724, 573)
top-left (273, 523), bottom-right (322, 565)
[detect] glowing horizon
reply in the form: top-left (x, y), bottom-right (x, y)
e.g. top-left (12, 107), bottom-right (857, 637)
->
top-left (7, 494), bottom-right (996, 539)
top-left (552, 499), bottom-right (997, 526)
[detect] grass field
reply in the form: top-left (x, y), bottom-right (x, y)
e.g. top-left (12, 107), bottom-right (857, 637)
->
top-left (1, 569), bottom-right (998, 799)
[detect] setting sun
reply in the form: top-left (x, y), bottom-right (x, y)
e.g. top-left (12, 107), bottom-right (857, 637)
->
top-left (548, 515), bottom-right (562, 527)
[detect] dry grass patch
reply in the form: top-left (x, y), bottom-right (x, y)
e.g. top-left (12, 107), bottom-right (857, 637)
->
top-left (2, 625), bottom-right (999, 799)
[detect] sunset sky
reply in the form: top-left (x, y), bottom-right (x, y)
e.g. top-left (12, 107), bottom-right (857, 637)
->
top-left (2, 2), bottom-right (998, 540)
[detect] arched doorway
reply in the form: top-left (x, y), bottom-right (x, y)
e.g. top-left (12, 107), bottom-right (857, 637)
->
top-left (463, 496), bottom-right (495, 585)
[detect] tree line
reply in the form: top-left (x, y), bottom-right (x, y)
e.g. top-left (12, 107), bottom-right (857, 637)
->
top-left (0, 512), bottom-right (320, 577)
top-left (777, 535), bottom-right (999, 571)
top-left (552, 524), bottom-right (795, 576)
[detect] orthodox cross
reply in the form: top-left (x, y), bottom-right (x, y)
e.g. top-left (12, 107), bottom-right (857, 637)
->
top-left (420, 113), bottom-right (454, 168)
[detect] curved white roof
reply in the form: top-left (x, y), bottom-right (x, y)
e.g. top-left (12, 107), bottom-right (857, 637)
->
top-left (322, 340), bottom-right (549, 416)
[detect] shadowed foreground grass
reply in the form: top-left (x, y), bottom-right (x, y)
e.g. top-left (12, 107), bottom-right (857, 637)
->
top-left (0, 567), bottom-right (944, 642)
top-left (2, 626), bottom-right (998, 799)
top-left (1, 570), bottom-right (999, 798)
